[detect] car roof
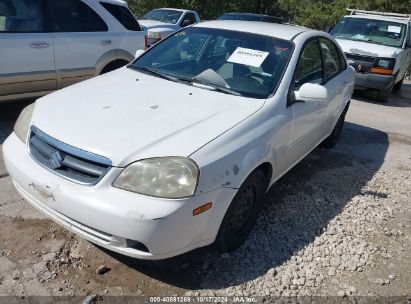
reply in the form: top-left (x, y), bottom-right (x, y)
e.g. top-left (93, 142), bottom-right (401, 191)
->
top-left (154, 8), bottom-right (194, 13)
top-left (223, 13), bottom-right (272, 18)
top-left (97, 0), bottom-right (128, 6)
top-left (344, 14), bottom-right (410, 25)
top-left (193, 20), bottom-right (309, 40)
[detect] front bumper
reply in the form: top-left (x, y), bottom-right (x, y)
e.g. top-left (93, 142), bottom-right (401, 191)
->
top-left (354, 72), bottom-right (396, 91)
top-left (3, 133), bottom-right (236, 260)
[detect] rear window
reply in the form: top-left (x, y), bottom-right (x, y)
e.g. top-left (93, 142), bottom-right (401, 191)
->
top-left (100, 2), bottom-right (141, 31)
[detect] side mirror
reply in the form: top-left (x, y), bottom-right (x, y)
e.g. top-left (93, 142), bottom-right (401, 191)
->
top-left (182, 19), bottom-right (192, 27)
top-left (406, 41), bottom-right (411, 49)
top-left (295, 83), bottom-right (329, 103)
top-left (134, 49), bottom-right (145, 59)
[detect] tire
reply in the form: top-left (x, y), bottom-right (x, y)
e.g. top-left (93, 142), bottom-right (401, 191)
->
top-left (376, 86), bottom-right (393, 103)
top-left (215, 170), bottom-right (266, 253)
top-left (321, 111), bottom-right (346, 149)
top-left (393, 78), bottom-right (403, 92)
top-left (100, 60), bottom-right (129, 75)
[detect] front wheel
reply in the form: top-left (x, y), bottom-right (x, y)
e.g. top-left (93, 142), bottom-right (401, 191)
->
top-left (215, 170), bottom-right (266, 253)
top-left (376, 86), bottom-right (393, 102)
top-left (393, 78), bottom-right (404, 92)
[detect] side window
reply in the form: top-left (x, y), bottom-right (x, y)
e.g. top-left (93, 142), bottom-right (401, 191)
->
top-left (181, 13), bottom-right (196, 27)
top-left (294, 39), bottom-right (323, 89)
top-left (50, 0), bottom-right (108, 32)
top-left (319, 38), bottom-right (341, 80)
top-left (0, 0), bottom-right (49, 32)
top-left (100, 2), bottom-right (141, 31)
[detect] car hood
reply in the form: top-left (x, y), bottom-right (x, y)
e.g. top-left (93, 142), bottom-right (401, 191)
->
top-left (138, 19), bottom-right (176, 30)
top-left (32, 68), bottom-right (265, 167)
top-left (336, 38), bottom-right (399, 58)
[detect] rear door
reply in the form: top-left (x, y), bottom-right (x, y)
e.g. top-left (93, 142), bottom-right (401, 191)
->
top-left (318, 37), bottom-right (351, 136)
top-left (48, 0), bottom-right (111, 88)
top-left (99, 1), bottom-right (145, 57)
top-left (0, 0), bottom-right (56, 101)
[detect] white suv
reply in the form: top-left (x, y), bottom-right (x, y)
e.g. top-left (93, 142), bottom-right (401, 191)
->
top-left (0, 0), bottom-right (146, 103)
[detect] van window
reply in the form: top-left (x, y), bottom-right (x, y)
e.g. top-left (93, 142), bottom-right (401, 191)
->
top-left (100, 2), bottom-right (141, 31)
top-left (0, 0), bottom-right (48, 32)
top-left (331, 17), bottom-right (407, 48)
top-left (50, 0), bottom-right (108, 32)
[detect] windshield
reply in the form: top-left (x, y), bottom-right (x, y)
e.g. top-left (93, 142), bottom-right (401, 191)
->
top-left (142, 9), bottom-right (182, 24)
top-left (331, 17), bottom-right (407, 48)
top-left (130, 27), bottom-right (293, 99)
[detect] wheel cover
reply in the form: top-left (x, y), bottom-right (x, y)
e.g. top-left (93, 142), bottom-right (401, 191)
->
top-left (227, 184), bottom-right (257, 234)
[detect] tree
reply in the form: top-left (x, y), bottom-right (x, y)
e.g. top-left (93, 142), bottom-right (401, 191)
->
top-left (128, 0), bottom-right (411, 29)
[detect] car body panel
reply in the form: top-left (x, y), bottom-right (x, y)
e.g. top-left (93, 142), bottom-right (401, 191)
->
top-left (3, 21), bottom-right (355, 259)
top-left (32, 67), bottom-right (265, 166)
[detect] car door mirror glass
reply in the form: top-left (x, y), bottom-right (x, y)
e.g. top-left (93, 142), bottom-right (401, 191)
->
top-left (295, 83), bottom-right (329, 102)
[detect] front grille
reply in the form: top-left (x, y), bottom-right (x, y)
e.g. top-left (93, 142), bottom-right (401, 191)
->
top-left (29, 126), bottom-right (111, 185)
top-left (345, 53), bottom-right (376, 73)
top-left (345, 53), bottom-right (376, 64)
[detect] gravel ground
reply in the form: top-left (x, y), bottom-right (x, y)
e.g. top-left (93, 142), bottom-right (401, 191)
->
top-left (0, 82), bottom-right (410, 301)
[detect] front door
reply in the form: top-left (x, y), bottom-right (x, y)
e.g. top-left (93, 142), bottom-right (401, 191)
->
top-left (0, 0), bottom-right (56, 101)
top-left (287, 38), bottom-right (327, 167)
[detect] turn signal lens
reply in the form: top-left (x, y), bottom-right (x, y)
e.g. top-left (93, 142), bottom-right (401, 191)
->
top-left (193, 203), bottom-right (212, 216)
top-left (370, 68), bottom-right (393, 75)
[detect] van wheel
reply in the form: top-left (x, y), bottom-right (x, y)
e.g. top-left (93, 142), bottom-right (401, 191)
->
top-left (215, 170), bottom-right (266, 253)
top-left (100, 60), bottom-right (129, 75)
top-left (376, 86), bottom-right (392, 102)
top-left (321, 112), bottom-right (346, 149)
top-left (393, 78), bottom-right (404, 92)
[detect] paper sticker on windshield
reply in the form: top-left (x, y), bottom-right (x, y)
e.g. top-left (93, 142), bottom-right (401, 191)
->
top-left (387, 26), bottom-right (401, 34)
top-left (227, 47), bottom-right (269, 68)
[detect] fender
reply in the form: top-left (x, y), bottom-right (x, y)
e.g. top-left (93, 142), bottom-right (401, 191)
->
top-left (95, 49), bottom-right (134, 75)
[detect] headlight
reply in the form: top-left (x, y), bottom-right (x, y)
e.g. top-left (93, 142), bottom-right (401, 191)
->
top-left (374, 58), bottom-right (395, 69)
top-left (371, 58), bottom-right (396, 75)
top-left (147, 31), bottom-right (161, 40)
top-left (14, 103), bottom-right (35, 143)
top-left (113, 157), bottom-right (199, 199)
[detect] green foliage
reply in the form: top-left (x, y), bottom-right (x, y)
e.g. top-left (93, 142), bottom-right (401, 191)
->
top-left (128, 0), bottom-right (411, 29)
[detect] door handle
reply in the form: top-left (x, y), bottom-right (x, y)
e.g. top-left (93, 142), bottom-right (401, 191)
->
top-left (101, 40), bottom-right (112, 46)
top-left (30, 41), bottom-right (50, 49)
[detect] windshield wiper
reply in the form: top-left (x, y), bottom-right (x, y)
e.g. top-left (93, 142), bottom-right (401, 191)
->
top-left (192, 80), bottom-right (242, 96)
top-left (131, 66), bottom-right (182, 82)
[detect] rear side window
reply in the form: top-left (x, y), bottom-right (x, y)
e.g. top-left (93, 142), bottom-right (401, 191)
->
top-left (100, 2), bottom-right (141, 31)
top-left (180, 12), bottom-right (196, 27)
top-left (319, 38), bottom-right (342, 81)
top-left (0, 0), bottom-right (50, 32)
top-left (49, 0), bottom-right (108, 32)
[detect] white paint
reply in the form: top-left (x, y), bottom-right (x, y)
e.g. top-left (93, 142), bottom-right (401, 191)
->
top-left (3, 22), bottom-right (356, 260)
top-left (333, 15), bottom-right (411, 90)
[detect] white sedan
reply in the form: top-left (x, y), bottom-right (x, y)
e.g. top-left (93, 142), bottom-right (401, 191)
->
top-left (3, 21), bottom-right (355, 260)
